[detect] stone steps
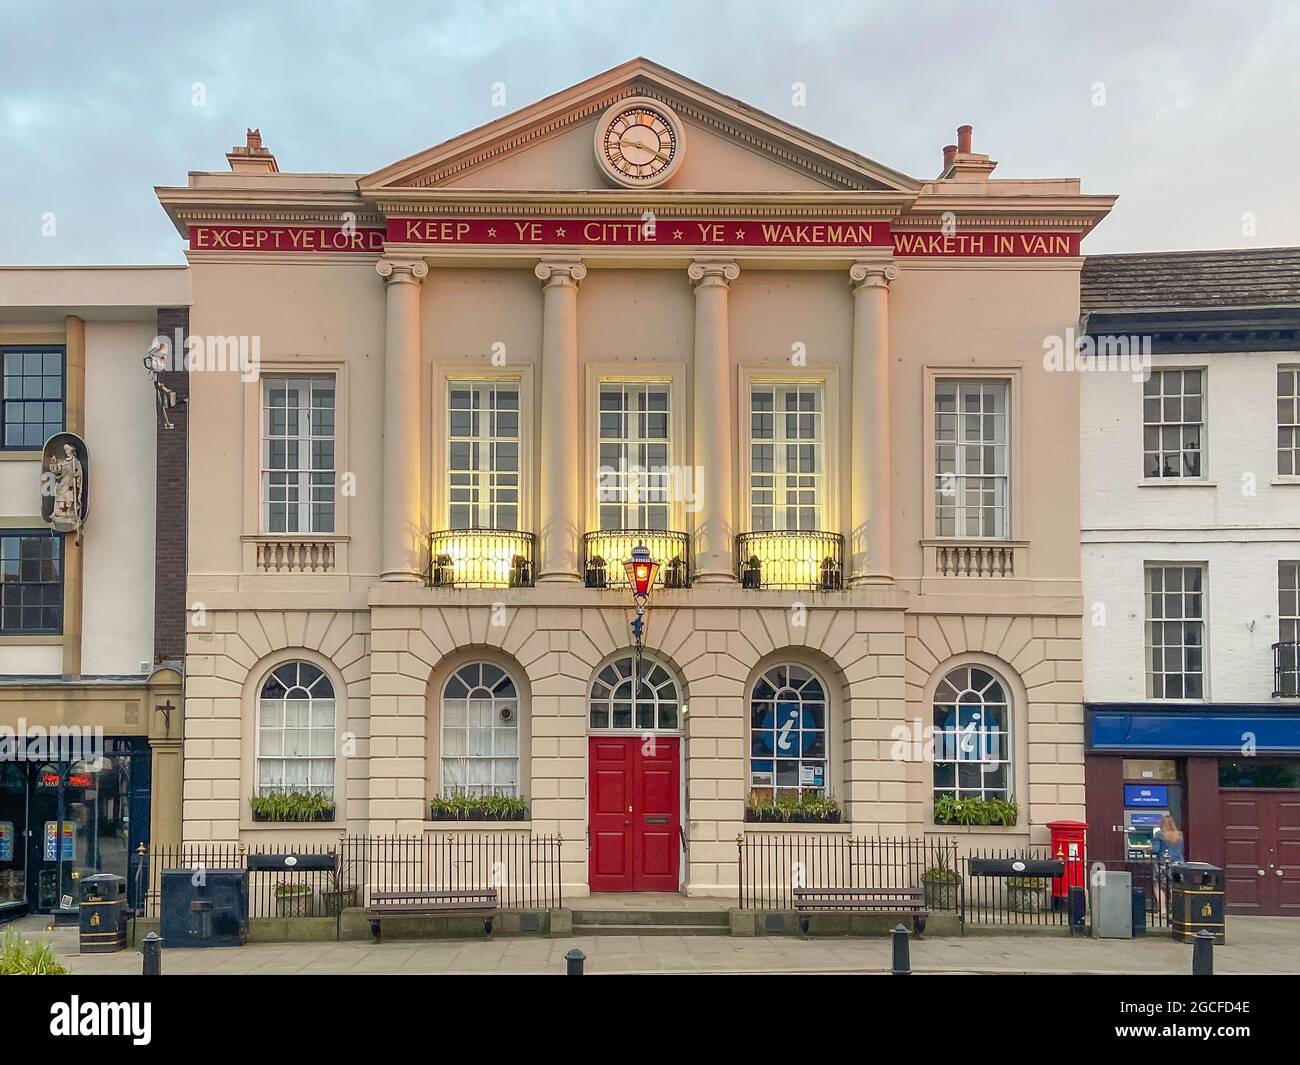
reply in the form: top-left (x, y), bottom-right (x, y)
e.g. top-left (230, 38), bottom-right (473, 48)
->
top-left (572, 922), bottom-right (732, 937)
top-left (570, 907), bottom-right (732, 936)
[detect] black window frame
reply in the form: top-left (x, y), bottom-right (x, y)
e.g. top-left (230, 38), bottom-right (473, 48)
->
top-left (0, 530), bottom-right (64, 636)
top-left (1, 344), bottom-right (67, 451)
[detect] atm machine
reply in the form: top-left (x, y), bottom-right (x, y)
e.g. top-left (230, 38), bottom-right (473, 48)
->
top-left (1121, 781), bottom-right (1180, 858)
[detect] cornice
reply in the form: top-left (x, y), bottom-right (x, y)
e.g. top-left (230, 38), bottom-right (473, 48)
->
top-left (367, 189), bottom-right (914, 220)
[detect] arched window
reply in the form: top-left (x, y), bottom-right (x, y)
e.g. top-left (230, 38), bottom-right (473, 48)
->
top-left (932, 665), bottom-right (1011, 801)
top-left (441, 662), bottom-right (519, 796)
top-left (749, 663), bottom-right (827, 797)
top-left (588, 654), bottom-right (681, 731)
top-left (257, 661), bottom-right (336, 797)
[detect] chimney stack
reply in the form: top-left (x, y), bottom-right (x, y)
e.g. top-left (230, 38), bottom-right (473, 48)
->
top-left (957, 124), bottom-right (973, 154)
top-left (226, 128), bottom-right (279, 174)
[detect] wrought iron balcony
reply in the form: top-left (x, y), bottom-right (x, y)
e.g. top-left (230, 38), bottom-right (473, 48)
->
top-left (426, 529), bottom-right (535, 589)
top-left (1274, 641), bottom-right (1300, 697)
top-left (583, 529), bottom-right (690, 589)
top-left (735, 530), bottom-right (844, 591)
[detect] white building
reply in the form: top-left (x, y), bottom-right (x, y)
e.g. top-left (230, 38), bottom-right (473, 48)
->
top-left (1080, 247), bottom-right (1300, 917)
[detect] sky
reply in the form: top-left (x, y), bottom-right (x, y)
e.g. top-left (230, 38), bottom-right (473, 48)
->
top-left (1, 0), bottom-right (1297, 264)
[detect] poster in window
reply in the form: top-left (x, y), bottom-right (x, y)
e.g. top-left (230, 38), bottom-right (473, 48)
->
top-left (0, 822), bottom-right (12, 861)
top-left (43, 821), bottom-right (74, 862)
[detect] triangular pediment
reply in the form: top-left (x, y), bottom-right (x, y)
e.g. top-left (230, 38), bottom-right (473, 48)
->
top-left (360, 58), bottom-right (920, 195)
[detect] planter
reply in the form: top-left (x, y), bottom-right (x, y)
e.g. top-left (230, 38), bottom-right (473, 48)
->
top-left (428, 807), bottom-right (528, 822)
top-left (252, 809), bottom-right (335, 823)
top-left (275, 887), bottom-right (314, 917)
top-left (743, 809), bottom-right (842, 825)
top-left (922, 878), bottom-right (961, 911)
top-left (320, 886), bottom-right (358, 916)
top-left (1006, 884), bottom-right (1046, 914)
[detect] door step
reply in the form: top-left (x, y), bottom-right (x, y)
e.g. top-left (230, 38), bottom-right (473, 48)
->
top-left (570, 908), bottom-right (731, 936)
top-left (572, 922), bottom-right (731, 937)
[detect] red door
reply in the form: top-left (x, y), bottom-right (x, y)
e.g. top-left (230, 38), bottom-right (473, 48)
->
top-left (588, 736), bottom-right (680, 892)
top-left (1220, 791), bottom-right (1300, 916)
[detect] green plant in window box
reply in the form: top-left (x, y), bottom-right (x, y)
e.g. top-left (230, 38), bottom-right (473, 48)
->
top-left (429, 792), bottom-right (529, 822)
top-left (932, 794), bottom-right (1018, 828)
top-left (249, 789), bottom-right (335, 823)
top-left (744, 789), bottom-right (841, 824)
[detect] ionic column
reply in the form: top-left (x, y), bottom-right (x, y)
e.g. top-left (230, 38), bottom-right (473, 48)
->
top-left (849, 261), bottom-right (898, 582)
top-left (535, 258), bottom-right (586, 582)
top-left (688, 259), bottom-right (740, 583)
top-left (377, 257), bottom-right (428, 581)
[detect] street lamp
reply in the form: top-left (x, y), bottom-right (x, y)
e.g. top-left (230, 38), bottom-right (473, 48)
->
top-left (624, 541), bottom-right (660, 663)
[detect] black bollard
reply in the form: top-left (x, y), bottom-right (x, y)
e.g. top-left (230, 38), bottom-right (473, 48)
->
top-left (1192, 929), bottom-right (1214, 976)
top-left (565, 947), bottom-right (586, 976)
top-left (141, 932), bottom-right (162, 976)
top-left (891, 923), bottom-right (911, 976)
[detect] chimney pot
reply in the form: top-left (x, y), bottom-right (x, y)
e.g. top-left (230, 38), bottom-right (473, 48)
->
top-left (942, 144), bottom-right (958, 170)
top-left (246, 128), bottom-right (262, 150)
top-left (957, 124), bottom-right (973, 154)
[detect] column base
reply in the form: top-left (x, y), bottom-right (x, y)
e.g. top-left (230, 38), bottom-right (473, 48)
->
top-left (693, 571), bottom-right (738, 585)
top-left (380, 570), bottom-right (423, 583)
top-left (536, 572), bottom-right (582, 584)
top-left (848, 573), bottom-right (894, 586)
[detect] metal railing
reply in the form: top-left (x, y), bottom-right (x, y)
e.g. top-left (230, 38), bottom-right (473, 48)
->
top-left (735, 530), bottom-right (844, 591)
top-left (134, 833), bottom-right (563, 919)
top-left (427, 529), bottom-right (535, 589)
top-left (737, 833), bottom-right (1174, 930)
top-left (343, 833), bottom-right (562, 909)
top-left (1274, 640), bottom-right (1300, 697)
top-left (738, 834), bottom-right (950, 909)
top-left (583, 529), bottom-right (690, 589)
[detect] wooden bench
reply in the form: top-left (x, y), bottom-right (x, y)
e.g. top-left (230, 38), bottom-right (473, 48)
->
top-left (366, 889), bottom-right (498, 940)
top-left (793, 887), bottom-right (928, 937)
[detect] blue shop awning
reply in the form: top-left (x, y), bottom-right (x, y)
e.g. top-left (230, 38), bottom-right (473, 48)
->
top-left (1087, 703), bottom-right (1300, 753)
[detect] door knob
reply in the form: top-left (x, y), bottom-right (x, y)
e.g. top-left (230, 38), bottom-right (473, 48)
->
top-left (1258, 869), bottom-right (1266, 876)
top-left (1277, 869), bottom-right (1285, 877)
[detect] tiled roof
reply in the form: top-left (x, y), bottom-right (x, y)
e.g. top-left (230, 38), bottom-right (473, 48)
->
top-left (1081, 247), bottom-right (1300, 313)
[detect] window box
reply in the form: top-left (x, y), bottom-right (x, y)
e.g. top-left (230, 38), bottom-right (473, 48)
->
top-left (428, 795), bottom-right (529, 822)
top-left (248, 790), bottom-right (336, 823)
top-left (743, 807), bottom-right (841, 825)
top-left (744, 787), bottom-right (840, 825)
top-left (931, 795), bottom-right (1019, 828)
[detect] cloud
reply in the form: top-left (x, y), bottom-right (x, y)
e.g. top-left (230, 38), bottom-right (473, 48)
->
top-left (0, 0), bottom-right (1296, 262)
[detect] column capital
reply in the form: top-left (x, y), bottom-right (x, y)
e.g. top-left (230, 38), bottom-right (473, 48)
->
top-left (535, 258), bottom-right (587, 287)
top-left (849, 261), bottom-right (899, 290)
top-left (376, 258), bottom-right (429, 286)
top-left (688, 259), bottom-right (740, 287)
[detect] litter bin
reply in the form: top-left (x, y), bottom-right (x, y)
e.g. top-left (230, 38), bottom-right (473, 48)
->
top-left (1170, 862), bottom-right (1225, 945)
top-left (78, 873), bottom-right (129, 954)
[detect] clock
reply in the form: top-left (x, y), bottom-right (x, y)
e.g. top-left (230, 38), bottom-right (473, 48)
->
top-left (594, 97), bottom-right (685, 188)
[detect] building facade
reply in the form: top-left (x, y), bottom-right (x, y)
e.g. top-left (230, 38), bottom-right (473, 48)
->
top-left (160, 59), bottom-right (1113, 897)
top-left (1080, 248), bottom-right (1300, 916)
top-left (0, 267), bottom-right (190, 913)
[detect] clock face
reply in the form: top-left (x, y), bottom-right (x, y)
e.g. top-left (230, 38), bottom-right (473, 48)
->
top-left (595, 99), bottom-right (684, 187)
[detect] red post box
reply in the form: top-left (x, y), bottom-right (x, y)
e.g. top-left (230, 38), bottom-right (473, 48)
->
top-left (1047, 820), bottom-right (1088, 900)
